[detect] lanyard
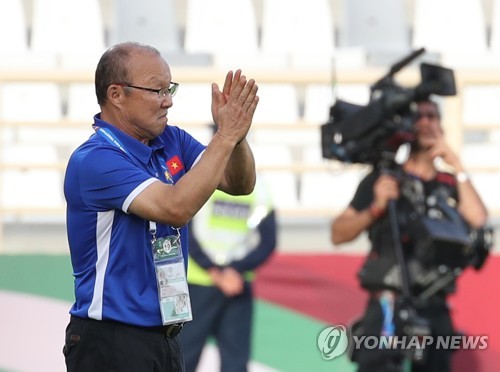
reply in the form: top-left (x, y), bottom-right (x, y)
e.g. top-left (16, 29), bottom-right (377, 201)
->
top-left (93, 125), bottom-right (128, 154)
top-left (94, 125), bottom-right (172, 183)
top-left (150, 221), bottom-right (180, 247)
top-left (93, 125), bottom-right (179, 238)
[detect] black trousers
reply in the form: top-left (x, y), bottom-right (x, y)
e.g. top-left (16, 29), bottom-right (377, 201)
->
top-left (355, 295), bottom-right (455, 372)
top-left (63, 316), bottom-right (185, 372)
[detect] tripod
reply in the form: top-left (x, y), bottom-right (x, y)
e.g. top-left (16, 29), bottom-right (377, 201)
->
top-left (385, 198), bottom-right (432, 370)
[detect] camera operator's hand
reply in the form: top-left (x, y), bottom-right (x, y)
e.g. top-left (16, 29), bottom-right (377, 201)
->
top-left (331, 174), bottom-right (399, 245)
top-left (373, 174), bottom-right (400, 212)
top-left (427, 125), bottom-right (463, 172)
top-left (418, 116), bottom-right (488, 229)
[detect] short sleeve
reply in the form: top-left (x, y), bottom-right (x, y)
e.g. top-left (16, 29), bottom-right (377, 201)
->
top-left (70, 144), bottom-right (155, 212)
top-left (350, 170), bottom-right (378, 212)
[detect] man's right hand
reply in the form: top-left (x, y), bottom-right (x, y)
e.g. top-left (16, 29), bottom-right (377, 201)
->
top-left (372, 174), bottom-right (400, 212)
top-left (211, 69), bottom-right (259, 146)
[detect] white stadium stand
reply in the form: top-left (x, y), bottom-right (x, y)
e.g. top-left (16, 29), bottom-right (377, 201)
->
top-left (0, 0), bottom-right (499, 251)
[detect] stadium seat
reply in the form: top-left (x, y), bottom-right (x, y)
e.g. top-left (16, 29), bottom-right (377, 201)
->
top-left (184, 0), bottom-right (258, 66)
top-left (462, 85), bottom-right (500, 126)
top-left (299, 146), bottom-right (366, 212)
top-left (31, 0), bottom-right (105, 59)
top-left (0, 82), bottom-right (89, 155)
top-left (0, 0), bottom-right (28, 54)
top-left (412, 0), bottom-right (487, 54)
top-left (260, 0), bottom-right (335, 69)
top-left (110, 0), bottom-right (181, 54)
top-left (439, 0), bottom-right (500, 68)
top-left (67, 84), bottom-right (100, 121)
top-left (0, 91), bottom-right (63, 210)
top-left (42, 82), bottom-right (96, 150)
top-left (252, 84), bottom-right (300, 125)
top-left (250, 84), bottom-right (303, 146)
top-left (303, 84), bottom-right (336, 125)
top-left (0, 83), bottom-right (62, 122)
top-left (339, 0), bottom-right (410, 65)
top-left (0, 1), bottom-right (58, 69)
top-left (252, 144), bottom-right (299, 210)
top-left (1, 144), bottom-right (65, 222)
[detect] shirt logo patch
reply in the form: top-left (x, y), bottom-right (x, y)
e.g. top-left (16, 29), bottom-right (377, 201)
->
top-left (164, 170), bottom-right (174, 184)
top-left (166, 155), bottom-right (184, 175)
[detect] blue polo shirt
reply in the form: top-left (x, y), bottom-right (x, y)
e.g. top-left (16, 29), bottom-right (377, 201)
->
top-left (64, 114), bottom-right (205, 327)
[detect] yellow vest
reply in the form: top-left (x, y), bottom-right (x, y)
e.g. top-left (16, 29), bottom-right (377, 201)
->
top-left (187, 181), bottom-right (272, 286)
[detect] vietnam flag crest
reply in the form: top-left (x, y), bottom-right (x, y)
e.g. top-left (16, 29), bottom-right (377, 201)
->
top-left (166, 155), bottom-right (184, 175)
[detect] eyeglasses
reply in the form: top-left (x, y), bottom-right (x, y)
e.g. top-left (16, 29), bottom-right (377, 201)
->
top-left (115, 82), bottom-right (179, 98)
top-left (416, 111), bottom-right (439, 120)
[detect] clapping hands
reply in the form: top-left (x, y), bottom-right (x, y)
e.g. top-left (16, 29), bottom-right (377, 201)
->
top-left (211, 69), bottom-right (259, 146)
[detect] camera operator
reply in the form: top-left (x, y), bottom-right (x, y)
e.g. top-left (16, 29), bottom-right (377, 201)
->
top-left (330, 97), bottom-right (488, 372)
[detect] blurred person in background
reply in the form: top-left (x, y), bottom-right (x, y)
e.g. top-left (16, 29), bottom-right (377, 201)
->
top-left (330, 97), bottom-right (489, 372)
top-left (63, 41), bottom-right (259, 372)
top-left (180, 127), bottom-right (277, 371)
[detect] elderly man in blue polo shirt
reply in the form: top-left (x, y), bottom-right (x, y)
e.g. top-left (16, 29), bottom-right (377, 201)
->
top-left (63, 41), bottom-right (259, 372)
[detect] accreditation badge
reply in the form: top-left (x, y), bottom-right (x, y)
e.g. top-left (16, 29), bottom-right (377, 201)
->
top-left (152, 235), bottom-right (193, 325)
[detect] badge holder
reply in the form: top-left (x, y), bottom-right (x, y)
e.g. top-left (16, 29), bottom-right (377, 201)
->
top-left (150, 222), bottom-right (192, 325)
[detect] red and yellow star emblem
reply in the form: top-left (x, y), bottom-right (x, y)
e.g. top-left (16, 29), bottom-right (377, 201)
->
top-left (166, 155), bottom-right (184, 176)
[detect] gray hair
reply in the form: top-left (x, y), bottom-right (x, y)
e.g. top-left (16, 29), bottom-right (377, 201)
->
top-left (95, 42), bottom-right (161, 105)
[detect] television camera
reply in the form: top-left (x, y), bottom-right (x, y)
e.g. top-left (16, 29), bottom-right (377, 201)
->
top-left (321, 48), bottom-right (456, 168)
top-left (321, 48), bottom-right (492, 277)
